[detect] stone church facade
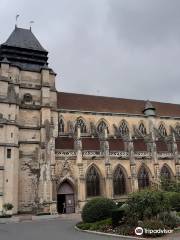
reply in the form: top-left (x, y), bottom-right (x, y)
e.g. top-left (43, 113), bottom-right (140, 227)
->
top-left (0, 27), bottom-right (180, 214)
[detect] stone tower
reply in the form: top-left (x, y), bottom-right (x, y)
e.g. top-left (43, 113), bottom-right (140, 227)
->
top-left (0, 26), bottom-right (58, 214)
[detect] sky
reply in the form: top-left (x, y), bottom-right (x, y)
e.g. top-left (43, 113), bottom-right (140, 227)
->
top-left (1, 0), bottom-right (180, 103)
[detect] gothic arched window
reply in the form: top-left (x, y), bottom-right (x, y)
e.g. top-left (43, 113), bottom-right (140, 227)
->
top-left (75, 118), bottom-right (87, 133)
top-left (113, 167), bottom-right (126, 195)
top-left (119, 120), bottom-right (129, 136)
top-left (97, 120), bottom-right (108, 133)
top-left (86, 166), bottom-right (100, 197)
top-left (59, 119), bottom-right (64, 134)
top-left (138, 166), bottom-right (150, 189)
top-left (161, 165), bottom-right (171, 180)
top-left (139, 123), bottom-right (147, 136)
top-left (159, 124), bottom-right (167, 137)
top-left (175, 124), bottom-right (180, 135)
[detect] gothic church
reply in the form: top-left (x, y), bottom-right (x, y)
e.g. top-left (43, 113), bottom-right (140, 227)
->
top-left (0, 27), bottom-right (180, 214)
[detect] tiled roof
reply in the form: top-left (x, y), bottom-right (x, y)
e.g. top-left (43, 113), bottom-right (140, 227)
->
top-left (3, 27), bottom-right (47, 52)
top-left (57, 92), bottom-right (180, 117)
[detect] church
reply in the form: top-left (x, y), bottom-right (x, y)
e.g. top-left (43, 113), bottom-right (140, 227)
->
top-left (0, 26), bottom-right (180, 215)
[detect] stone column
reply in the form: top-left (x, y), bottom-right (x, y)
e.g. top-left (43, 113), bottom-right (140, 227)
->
top-left (74, 126), bottom-right (85, 211)
top-left (105, 163), bottom-right (113, 198)
top-left (171, 133), bottom-right (180, 181)
top-left (128, 134), bottom-right (138, 192)
top-left (150, 131), bottom-right (160, 188)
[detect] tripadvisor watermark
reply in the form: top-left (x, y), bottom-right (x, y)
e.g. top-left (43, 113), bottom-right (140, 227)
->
top-left (135, 226), bottom-right (173, 236)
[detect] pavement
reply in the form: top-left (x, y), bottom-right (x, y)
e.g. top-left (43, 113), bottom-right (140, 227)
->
top-left (0, 214), bottom-right (132, 240)
top-left (0, 214), bottom-right (179, 240)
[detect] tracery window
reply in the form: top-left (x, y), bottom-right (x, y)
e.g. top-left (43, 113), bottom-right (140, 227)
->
top-left (159, 124), bottom-right (167, 137)
top-left (86, 166), bottom-right (100, 197)
top-left (75, 118), bottom-right (87, 133)
top-left (97, 120), bottom-right (108, 133)
top-left (119, 120), bottom-right (129, 136)
top-left (139, 123), bottom-right (147, 136)
top-left (58, 119), bottom-right (64, 134)
top-left (113, 167), bottom-right (126, 195)
top-left (160, 165), bottom-right (171, 180)
top-left (175, 124), bottom-right (180, 135)
top-left (138, 166), bottom-right (150, 189)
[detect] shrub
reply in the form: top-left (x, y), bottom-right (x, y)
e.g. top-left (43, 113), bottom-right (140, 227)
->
top-left (165, 192), bottom-right (180, 212)
top-left (116, 201), bottom-right (125, 207)
top-left (161, 178), bottom-right (180, 192)
top-left (77, 218), bottom-right (112, 231)
top-left (89, 218), bottom-right (112, 231)
top-left (139, 220), bottom-right (166, 237)
top-left (3, 203), bottom-right (14, 211)
top-left (126, 190), bottom-right (170, 224)
top-left (112, 208), bottom-right (125, 228)
top-left (77, 222), bottom-right (92, 230)
top-left (82, 197), bottom-right (117, 223)
top-left (114, 224), bottom-right (134, 236)
top-left (159, 211), bottom-right (180, 229)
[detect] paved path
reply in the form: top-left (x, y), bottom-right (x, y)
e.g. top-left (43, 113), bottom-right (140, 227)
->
top-left (0, 216), bottom-right (132, 240)
top-left (0, 215), bottom-right (179, 240)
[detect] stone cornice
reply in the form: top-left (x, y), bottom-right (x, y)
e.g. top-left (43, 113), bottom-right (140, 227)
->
top-left (19, 141), bottom-right (40, 144)
top-left (0, 143), bottom-right (18, 147)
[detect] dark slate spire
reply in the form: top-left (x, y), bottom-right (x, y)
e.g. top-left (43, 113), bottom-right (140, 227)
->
top-left (3, 26), bottom-right (47, 52)
top-left (0, 27), bottom-right (48, 72)
top-left (143, 100), bottom-right (156, 116)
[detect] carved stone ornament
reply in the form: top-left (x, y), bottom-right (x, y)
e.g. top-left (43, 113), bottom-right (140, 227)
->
top-left (59, 158), bottom-right (73, 178)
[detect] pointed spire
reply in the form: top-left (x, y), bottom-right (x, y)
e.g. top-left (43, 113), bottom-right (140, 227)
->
top-left (143, 100), bottom-right (156, 116)
top-left (144, 100), bottom-right (155, 110)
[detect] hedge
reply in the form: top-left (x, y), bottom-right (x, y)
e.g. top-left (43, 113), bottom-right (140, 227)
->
top-left (82, 197), bottom-right (117, 223)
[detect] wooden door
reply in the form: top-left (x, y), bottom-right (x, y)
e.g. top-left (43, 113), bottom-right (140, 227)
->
top-left (65, 194), bottom-right (75, 214)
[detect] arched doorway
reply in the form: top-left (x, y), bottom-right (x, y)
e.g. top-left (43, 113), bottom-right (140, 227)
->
top-left (57, 181), bottom-right (75, 214)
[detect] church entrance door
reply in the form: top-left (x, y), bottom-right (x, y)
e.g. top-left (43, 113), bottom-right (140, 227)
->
top-left (57, 181), bottom-right (75, 214)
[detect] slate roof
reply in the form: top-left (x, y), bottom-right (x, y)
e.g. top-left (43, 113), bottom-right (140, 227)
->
top-left (57, 92), bottom-right (180, 117)
top-left (3, 27), bottom-right (47, 52)
top-left (0, 27), bottom-right (48, 72)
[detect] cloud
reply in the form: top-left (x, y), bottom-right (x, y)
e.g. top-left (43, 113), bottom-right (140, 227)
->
top-left (1, 0), bottom-right (180, 103)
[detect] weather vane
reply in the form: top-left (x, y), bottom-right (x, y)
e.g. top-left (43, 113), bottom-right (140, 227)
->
top-left (29, 21), bottom-right (34, 31)
top-left (15, 14), bottom-right (20, 27)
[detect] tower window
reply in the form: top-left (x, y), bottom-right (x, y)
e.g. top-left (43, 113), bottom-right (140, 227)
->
top-left (7, 149), bottom-right (11, 159)
top-left (23, 93), bottom-right (32, 103)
